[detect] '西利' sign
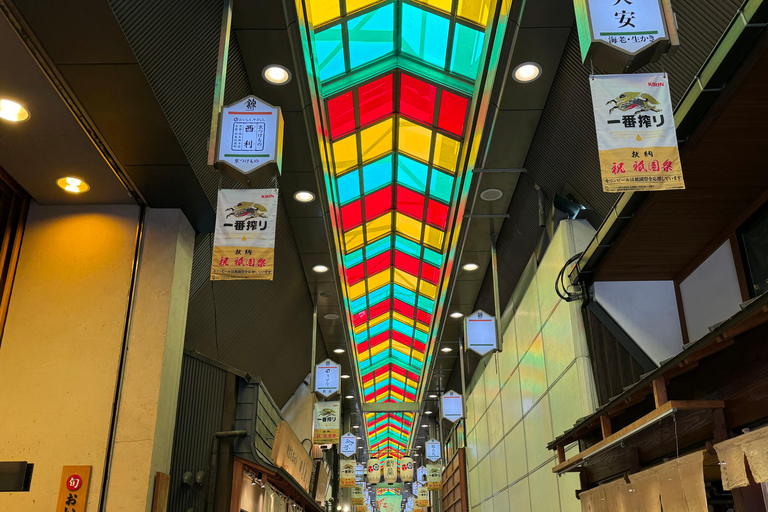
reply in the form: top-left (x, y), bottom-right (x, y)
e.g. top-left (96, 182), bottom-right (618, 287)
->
top-left (215, 95), bottom-right (283, 185)
top-left (340, 432), bottom-right (357, 457)
top-left (211, 188), bottom-right (278, 281)
top-left (440, 390), bottom-right (463, 423)
top-left (425, 439), bottom-right (441, 462)
top-left (464, 310), bottom-right (498, 356)
top-left (590, 73), bottom-right (683, 192)
top-left (315, 359), bottom-right (341, 398)
top-left (313, 401), bottom-right (341, 444)
top-left (574, 0), bottom-right (678, 72)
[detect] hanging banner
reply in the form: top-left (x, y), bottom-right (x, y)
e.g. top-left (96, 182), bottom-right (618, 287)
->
top-left (341, 459), bottom-right (357, 488)
top-left (352, 485), bottom-right (366, 505)
top-left (416, 486), bottom-right (430, 507)
top-left (367, 458), bottom-right (381, 484)
top-left (426, 464), bottom-right (442, 491)
top-left (211, 188), bottom-right (278, 281)
top-left (383, 458), bottom-right (398, 484)
top-left (400, 457), bottom-right (414, 482)
top-left (464, 310), bottom-right (498, 356)
top-left (315, 359), bottom-right (341, 398)
top-left (590, 73), bottom-right (684, 193)
top-left (416, 466), bottom-right (427, 484)
top-left (340, 432), bottom-right (357, 457)
top-left (313, 401), bottom-right (341, 444)
top-left (355, 507), bottom-right (368, 512)
top-left (440, 391), bottom-right (463, 423)
top-left (425, 439), bottom-right (441, 462)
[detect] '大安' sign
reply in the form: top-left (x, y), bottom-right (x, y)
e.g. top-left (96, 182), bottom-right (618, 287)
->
top-left (464, 310), bottom-right (498, 356)
top-left (425, 439), bottom-right (441, 462)
top-left (315, 359), bottom-right (341, 398)
top-left (590, 73), bottom-right (683, 193)
top-left (574, 0), bottom-right (678, 72)
top-left (211, 189), bottom-right (278, 281)
top-left (313, 401), bottom-right (341, 444)
top-left (215, 95), bottom-right (283, 185)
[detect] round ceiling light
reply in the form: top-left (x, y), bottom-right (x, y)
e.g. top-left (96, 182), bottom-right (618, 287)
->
top-left (56, 177), bottom-right (90, 194)
top-left (352, 425), bottom-right (360, 429)
top-left (424, 410), bottom-right (433, 415)
top-left (262, 65), bottom-right (292, 85)
top-left (428, 394), bottom-right (438, 399)
top-left (480, 188), bottom-right (503, 201)
top-left (324, 313), bottom-right (339, 320)
top-left (345, 395), bottom-right (354, 399)
top-left (450, 312), bottom-right (463, 319)
top-left (440, 347), bottom-right (452, 353)
top-left (421, 424), bottom-right (429, 428)
top-left (294, 190), bottom-right (315, 203)
top-left (462, 263), bottom-right (479, 271)
top-left (341, 374), bottom-right (350, 379)
top-left (513, 62), bottom-right (542, 83)
top-left (0, 99), bottom-right (30, 122)
top-left (333, 348), bottom-right (345, 353)
top-left (312, 264), bottom-right (329, 273)
top-left (415, 445), bottom-right (422, 449)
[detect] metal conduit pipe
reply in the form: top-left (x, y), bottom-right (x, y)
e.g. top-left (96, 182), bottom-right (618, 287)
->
top-left (206, 430), bottom-right (247, 512)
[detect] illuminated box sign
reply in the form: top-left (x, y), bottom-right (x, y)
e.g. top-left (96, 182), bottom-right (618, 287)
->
top-left (574, 0), bottom-right (678, 73)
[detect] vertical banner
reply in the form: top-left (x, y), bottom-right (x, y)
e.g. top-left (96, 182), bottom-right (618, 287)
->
top-left (340, 459), bottom-right (357, 488)
top-left (313, 401), bottom-right (341, 444)
top-left (56, 466), bottom-right (91, 512)
top-left (417, 466), bottom-right (427, 484)
top-left (383, 458), bottom-right (398, 484)
top-left (352, 485), bottom-right (366, 505)
top-left (590, 73), bottom-right (683, 192)
top-left (211, 188), bottom-right (279, 280)
top-left (426, 464), bottom-right (442, 491)
top-left (400, 457), bottom-right (414, 482)
top-left (367, 458), bottom-right (381, 484)
top-left (416, 486), bottom-right (430, 507)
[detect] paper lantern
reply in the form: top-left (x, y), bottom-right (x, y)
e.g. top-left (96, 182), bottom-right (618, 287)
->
top-left (400, 457), bottom-right (414, 482)
top-left (383, 457), bottom-right (398, 484)
top-left (366, 458), bottom-right (381, 484)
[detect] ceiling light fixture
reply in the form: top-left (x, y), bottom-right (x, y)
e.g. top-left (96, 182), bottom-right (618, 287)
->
top-left (450, 312), bottom-right (463, 319)
top-left (513, 62), bottom-right (542, 83)
top-left (421, 424), bottom-right (429, 428)
top-left (294, 190), bottom-right (315, 203)
top-left (480, 188), bottom-right (503, 201)
top-left (462, 263), bottom-right (479, 271)
top-left (0, 99), bottom-right (29, 122)
top-left (312, 264), bottom-right (329, 273)
top-left (428, 394), bottom-right (437, 399)
top-left (424, 411), bottom-right (433, 415)
top-left (440, 347), bottom-right (452, 353)
top-left (341, 374), bottom-right (350, 379)
top-left (345, 395), bottom-right (354, 399)
top-left (353, 425), bottom-right (359, 429)
top-left (56, 177), bottom-right (90, 194)
top-left (333, 348), bottom-right (345, 354)
top-left (415, 445), bottom-right (422, 449)
top-left (324, 313), bottom-right (339, 320)
top-left (262, 64), bottom-right (292, 85)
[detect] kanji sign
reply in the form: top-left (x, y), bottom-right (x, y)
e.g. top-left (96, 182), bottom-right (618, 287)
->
top-left (464, 310), bottom-right (498, 356)
top-left (591, 73), bottom-right (683, 192)
top-left (425, 439), bottom-right (441, 462)
top-left (367, 458), bottom-right (381, 484)
top-left (211, 189), bottom-right (278, 280)
top-left (416, 486), bottom-right (430, 507)
top-left (272, 421), bottom-right (313, 491)
top-left (57, 466), bottom-right (91, 512)
top-left (440, 390), bottom-right (463, 423)
top-left (417, 466), bottom-right (427, 484)
top-left (400, 457), bottom-right (414, 482)
top-left (313, 401), bottom-right (341, 444)
top-left (215, 95), bottom-right (283, 185)
top-left (341, 432), bottom-right (357, 456)
top-left (574, 0), bottom-right (678, 72)
top-left (383, 458), bottom-right (398, 484)
top-left (426, 464), bottom-right (442, 491)
top-left (341, 459), bottom-right (357, 488)
top-left (315, 359), bottom-right (341, 398)
top-left (353, 485), bottom-right (366, 505)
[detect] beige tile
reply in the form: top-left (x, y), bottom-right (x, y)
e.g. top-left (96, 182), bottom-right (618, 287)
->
top-left (476, 412), bottom-right (490, 460)
top-left (537, 223), bottom-right (567, 323)
top-left (466, 388), bottom-right (476, 433)
top-left (529, 464), bottom-right (562, 512)
top-left (467, 427), bottom-right (478, 469)
top-left (472, 362), bottom-right (487, 417)
top-left (469, 466), bottom-right (480, 507)
top-left (519, 335), bottom-right (547, 414)
top-left (487, 395), bottom-right (504, 448)
top-left (515, 278), bottom-right (541, 356)
top-left (493, 484), bottom-right (510, 512)
top-left (484, 354), bottom-right (501, 408)
top-left (504, 423), bottom-right (528, 484)
top-left (478, 456), bottom-right (493, 503)
top-left (541, 300), bottom-right (576, 385)
top-left (548, 364), bottom-right (587, 439)
top-left (490, 440), bottom-right (507, 494)
top-left (559, 470), bottom-right (582, 512)
top-left (498, 316), bottom-right (519, 383)
top-left (507, 478), bottom-right (532, 512)
top-left (482, 497), bottom-right (494, 512)
top-left (500, 370), bottom-right (522, 434)
top-left (523, 394), bottom-right (554, 470)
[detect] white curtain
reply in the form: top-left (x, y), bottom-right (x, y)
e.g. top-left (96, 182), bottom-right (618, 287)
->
top-left (714, 425), bottom-right (768, 490)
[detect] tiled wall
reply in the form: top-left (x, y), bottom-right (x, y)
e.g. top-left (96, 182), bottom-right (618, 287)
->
top-left (465, 220), bottom-right (597, 512)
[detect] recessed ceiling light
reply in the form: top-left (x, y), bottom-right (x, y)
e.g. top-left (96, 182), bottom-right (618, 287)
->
top-left (415, 445), bottom-right (422, 449)
top-left (513, 62), bottom-right (542, 83)
top-left (324, 313), bottom-right (339, 320)
top-left (353, 425), bottom-right (360, 429)
top-left (262, 64), bottom-right (292, 85)
top-left (333, 348), bottom-right (345, 353)
top-left (56, 177), bottom-right (90, 194)
top-left (312, 264), bottom-right (329, 273)
top-left (480, 188), bottom-right (503, 201)
top-left (294, 190), bottom-right (315, 202)
top-left (450, 312), bottom-right (463, 319)
top-left (421, 424), bottom-right (429, 428)
top-left (424, 411), bottom-right (433, 415)
top-left (345, 395), bottom-right (354, 399)
top-left (428, 394), bottom-right (437, 399)
top-left (462, 263), bottom-right (479, 271)
top-left (0, 99), bottom-right (29, 122)
top-left (440, 347), bottom-right (452, 353)
top-left (357, 436), bottom-right (362, 439)
top-left (341, 374), bottom-right (350, 379)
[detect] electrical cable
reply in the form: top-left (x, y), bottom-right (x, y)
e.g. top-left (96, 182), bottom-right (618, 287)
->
top-left (555, 252), bottom-right (584, 302)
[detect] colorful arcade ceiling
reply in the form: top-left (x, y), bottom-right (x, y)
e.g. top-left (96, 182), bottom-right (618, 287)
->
top-left (296, 0), bottom-right (501, 460)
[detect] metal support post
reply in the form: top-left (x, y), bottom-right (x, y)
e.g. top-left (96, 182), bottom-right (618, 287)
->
top-left (207, 0), bottom-right (233, 170)
top-left (491, 232), bottom-right (502, 352)
top-left (458, 334), bottom-right (467, 420)
top-left (310, 296), bottom-right (318, 394)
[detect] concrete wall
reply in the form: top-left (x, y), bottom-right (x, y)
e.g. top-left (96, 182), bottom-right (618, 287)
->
top-left (465, 220), bottom-right (597, 512)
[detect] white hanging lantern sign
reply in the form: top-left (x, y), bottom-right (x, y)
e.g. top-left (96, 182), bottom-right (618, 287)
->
top-left (440, 390), bottom-right (463, 423)
top-left (464, 310), bottom-right (498, 357)
top-left (400, 457), bottom-right (414, 482)
top-left (340, 432), bottom-right (357, 457)
top-left (383, 458), bottom-right (398, 484)
top-left (425, 439), bottom-right (441, 462)
top-left (366, 458), bottom-right (381, 484)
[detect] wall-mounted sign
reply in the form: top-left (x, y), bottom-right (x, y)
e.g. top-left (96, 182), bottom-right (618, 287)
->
top-left (313, 401), bottom-right (341, 444)
top-left (315, 359), bottom-right (341, 397)
top-left (211, 188), bottom-right (278, 281)
top-left (341, 459), bottom-right (357, 488)
top-left (400, 457), bottom-right (414, 482)
top-left (367, 458), bottom-right (381, 484)
top-left (426, 464), bottom-right (442, 491)
top-left (590, 73), bottom-right (683, 192)
top-left (425, 439), bottom-right (441, 462)
top-left (415, 486), bottom-right (430, 507)
top-left (56, 465), bottom-right (91, 512)
top-left (464, 310), bottom-right (498, 356)
top-left (383, 458), bottom-right (398, 484)
top-left (352, 485), bottom-right (366, 505)
top-left (272, 421), bottom-right (313, 491)
top-left (574, 0), bottom-right (678, 72)
top-left (314, 461), bottom-right (331, 503)
top-left (340, 432), bottom-right (357, 456)
top-left (417, 466), bottom-right (427, 484)
top-left (215, 95), bottom-right (283, 185)
top-left (440, 391), bottom-right (463, 423)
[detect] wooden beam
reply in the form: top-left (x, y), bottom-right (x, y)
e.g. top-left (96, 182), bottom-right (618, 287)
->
top-left (713, 408), bottom-right (729, 443)
top-left (600, 415), bottom-right (612, 439)
top-left (557, 444), bottom-right (566, 464)
top-left (552, 400), bottom-right (724, 473)
top-left (652, 377), bottom-right (668, 407)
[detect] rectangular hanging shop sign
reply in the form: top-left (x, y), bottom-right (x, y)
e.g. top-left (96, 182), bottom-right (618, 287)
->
top-left (352, 485), bottom-right (366, 505)
top-left (272, 420), bottom-right (313, 491)
top-left (426, 464), bottom-right (442, 491)
top-left (56, 465), bottom-right (91, 512)
top-left (313, 401), bottom-right (341, 444)
top-left (425, 439), bottom-right (441, 462)
top-left (211, 188), bottom-right (279, 281)
top-left (440, 390), bottom-right (463, 423)
top-left (464, 310), bottom-right (498, 356)
top-left (416, 486), bottom-right (430, 507)
top-left (341, 459), bottom-right (357, 488)
top-left (590, 73), bottom-right (683, 193)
